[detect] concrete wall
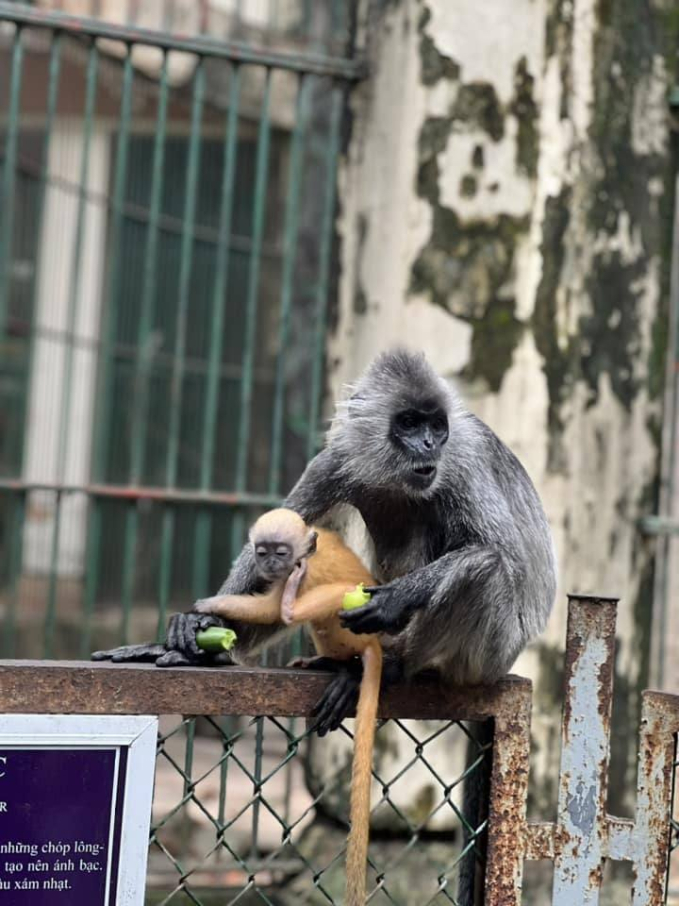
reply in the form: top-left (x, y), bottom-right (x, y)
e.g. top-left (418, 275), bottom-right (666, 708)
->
top-left (330, 0), bottom-right (677, 815)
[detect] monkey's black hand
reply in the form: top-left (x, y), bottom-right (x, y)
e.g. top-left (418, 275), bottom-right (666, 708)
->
top-left (311, 662), bottom-right (362, 736)
top-left (164, 611), bottom-right (225, 660)
top-left (339, 584), bottom-right (414, 636)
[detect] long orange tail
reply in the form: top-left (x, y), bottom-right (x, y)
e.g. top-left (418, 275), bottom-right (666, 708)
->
top-left (345, 639), bottom-right (382, 906)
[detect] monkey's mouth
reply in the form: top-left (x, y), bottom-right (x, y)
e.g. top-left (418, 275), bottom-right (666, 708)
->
top-left (413, 465), bottom-right (435, 478)
top-left (413, 466), bottom-right (436, 488)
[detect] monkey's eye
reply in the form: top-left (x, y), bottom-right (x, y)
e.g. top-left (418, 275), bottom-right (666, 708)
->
top-left (432, 416), bottom-right (447, 434)
top-left (397, 411), bottom-right (419, 431)
top-left (255, 546), bottom-right (268, 558)
top-left (275, 546), bottom-right (290, 557)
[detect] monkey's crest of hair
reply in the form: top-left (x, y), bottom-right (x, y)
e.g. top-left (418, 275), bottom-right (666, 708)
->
top-left (329, 349), bottom-right (464, 496)
top-left (250, 508), bottom-right (307, 546)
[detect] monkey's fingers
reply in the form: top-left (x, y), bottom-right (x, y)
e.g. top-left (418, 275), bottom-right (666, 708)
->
top-left (166, 612), bottom-right (222, 657)
top-left (155, 649), bottom-right (203, 668)
top-left (91, 643), bottom-right (167, 663)
top-left (339, 601), bottom-right (388, 635)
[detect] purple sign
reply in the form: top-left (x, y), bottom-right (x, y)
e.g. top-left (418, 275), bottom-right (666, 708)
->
top-left (0, 747), bottom-right (127, 905)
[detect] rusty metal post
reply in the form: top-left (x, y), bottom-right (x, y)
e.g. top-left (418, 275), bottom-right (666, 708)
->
top-left (484, 688), bottom-right (532, 906)
top-left (631, 691), bottom-right (678, 905)
top-left (552, 594), bottom-right (617, 905)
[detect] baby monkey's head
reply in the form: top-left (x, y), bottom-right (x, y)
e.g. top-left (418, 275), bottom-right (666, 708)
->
top-left (249, 508), bottom-right (318, 582)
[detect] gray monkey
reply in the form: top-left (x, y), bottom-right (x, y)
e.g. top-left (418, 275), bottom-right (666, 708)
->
top-left (95, 349), bottom-right (556, 736)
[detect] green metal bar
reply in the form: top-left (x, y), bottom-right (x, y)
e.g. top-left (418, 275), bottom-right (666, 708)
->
top-left (18, 31), bottom-right (71, 478)
top-left (0, 26), bottom-right (24, 338)
top-left (193, 64), bottom-right (242, 598)
top-left (235, 69), bottom-right (272, 493)
top-left (120, 55), bottom-right (170, 642)
top-left (0, 2), bottom-right (367, 80)
top-left (157, 506), bottom-right (174, 641)
top-left (199, 65), bottom-right (241, 492)
top-left (269, 74), bottom-right (309, 495)
top-left (2, 493), bottom-right (25, 658)
top-left (92, 49), bottom-right (134, 483)
top-left (307, 85), bottom-right (343, 460)
top-left (120, 504), bottom-right (138, 645)
top-left (160, 59), bottom-right (204, 619)
top-left (43, 491), bottom-right (62, 657)
top-left (79, 497), bottom-right (102, 657)
top-left (85, 50), bottom-right (133, 656)
top-left (37, 34), bottom-right (66, 658)
top-left (165, 58), bottom-right (204, 488)
top-left (129, 51), bottom-right (169, 485)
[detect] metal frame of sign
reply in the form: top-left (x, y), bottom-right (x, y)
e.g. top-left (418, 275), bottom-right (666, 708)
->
top-left (0, 714), bottom-right (157, 905)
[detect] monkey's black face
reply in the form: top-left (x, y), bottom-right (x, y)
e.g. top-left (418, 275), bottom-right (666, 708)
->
top-left (390, 403), bottom-right (449, 491)
top-left (253, 542), bottom-right (295, 581)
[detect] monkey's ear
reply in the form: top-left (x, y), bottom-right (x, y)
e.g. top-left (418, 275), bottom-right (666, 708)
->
top-left (306, 530), bottom-right (318, 556)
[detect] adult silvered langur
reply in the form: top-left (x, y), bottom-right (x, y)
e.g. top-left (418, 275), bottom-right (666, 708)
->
top-left (95, 349), bottom-right (556, 735)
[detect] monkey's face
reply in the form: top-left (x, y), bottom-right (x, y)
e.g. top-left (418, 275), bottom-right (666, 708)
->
top-left (253, 540), bottom-right (297, 582)
top-left (252, 530), bottom-right (317, 582)
top-left (390, 404), bottom-right (449, 494)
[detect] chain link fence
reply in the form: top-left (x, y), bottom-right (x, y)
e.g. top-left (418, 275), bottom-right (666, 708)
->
top-left (148, 715), bottom-right (491, 905)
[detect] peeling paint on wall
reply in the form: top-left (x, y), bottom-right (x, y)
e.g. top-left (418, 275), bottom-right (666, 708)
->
top-left (328, 0), bottom-right (673, 839)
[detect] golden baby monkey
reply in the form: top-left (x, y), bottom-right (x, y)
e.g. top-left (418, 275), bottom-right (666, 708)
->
top-left (195, 508), bottom-right (382, 906)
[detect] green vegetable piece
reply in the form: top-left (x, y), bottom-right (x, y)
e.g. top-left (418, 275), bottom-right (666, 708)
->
top-left (196, 627), bottom-right (238, 652)
top-left (342, 583), bottom-right (372, 611)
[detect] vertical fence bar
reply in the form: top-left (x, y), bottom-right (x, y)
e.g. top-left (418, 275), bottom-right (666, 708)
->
top-left (159, 55), bottom-right (204, 629)
top-left (92, 47), bottom-right (134, 481)
top-left (484, 689), bottom-right (532, 906)
top-left (39, 34), bottom-right (65, 657)
top-left (43, 491), bottom-right (63, 657)
top-left (86, 48), bottom-right (134, 649)
top-left (2, 493), bottom-right (25, 657)
top-left (234, 67), bottom-right (272, 494)
top-left (631, 693), bottom-right (678, 906)
top-left (129, 51), bottom-right (169, 486)
top-left (0, 25), bottom-right (24, 338)
top-left (79, 497), bottom-right (101, 657)
top-left (165, 58), bottom-right (204, 490)
top-left (123, 53), bottom-right (170, 644)
top-left (552, 595), bottom-right (617, 906)
top-left (193, 64), bottom-right (241, 597)
top-left (268, 73), bottom-right (309, 495)
top-left (307, 83), bottom-right (342, 460)
top-left (231, 66), bottom-right (272, 563)
top-left (18, 30), bottom-right (68, 478)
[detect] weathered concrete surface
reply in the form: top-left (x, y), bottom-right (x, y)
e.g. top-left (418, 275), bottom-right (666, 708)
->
top-left (324, 0), bottom-right (677, 834)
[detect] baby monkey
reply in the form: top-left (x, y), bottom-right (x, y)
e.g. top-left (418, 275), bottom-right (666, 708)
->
top-left (196, 508), bottom-right (382, 906)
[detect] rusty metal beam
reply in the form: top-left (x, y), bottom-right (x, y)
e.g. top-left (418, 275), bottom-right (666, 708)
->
top-left (0, 659), bottom-right (531, 722)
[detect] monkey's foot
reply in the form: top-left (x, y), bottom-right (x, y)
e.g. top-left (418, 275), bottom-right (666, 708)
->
top-left (311, 665), bottom-right (361, 736)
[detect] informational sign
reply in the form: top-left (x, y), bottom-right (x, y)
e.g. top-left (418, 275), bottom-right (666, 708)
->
top-left (0, 715), bottom-right (157, 905)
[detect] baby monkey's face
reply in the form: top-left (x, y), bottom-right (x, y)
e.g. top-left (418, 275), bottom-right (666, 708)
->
top-left (251, 529), bottom-right (317, 582)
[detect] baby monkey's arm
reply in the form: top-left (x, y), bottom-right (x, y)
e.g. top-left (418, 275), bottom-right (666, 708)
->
top-left (195, 588), bottom-right (283, 624)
